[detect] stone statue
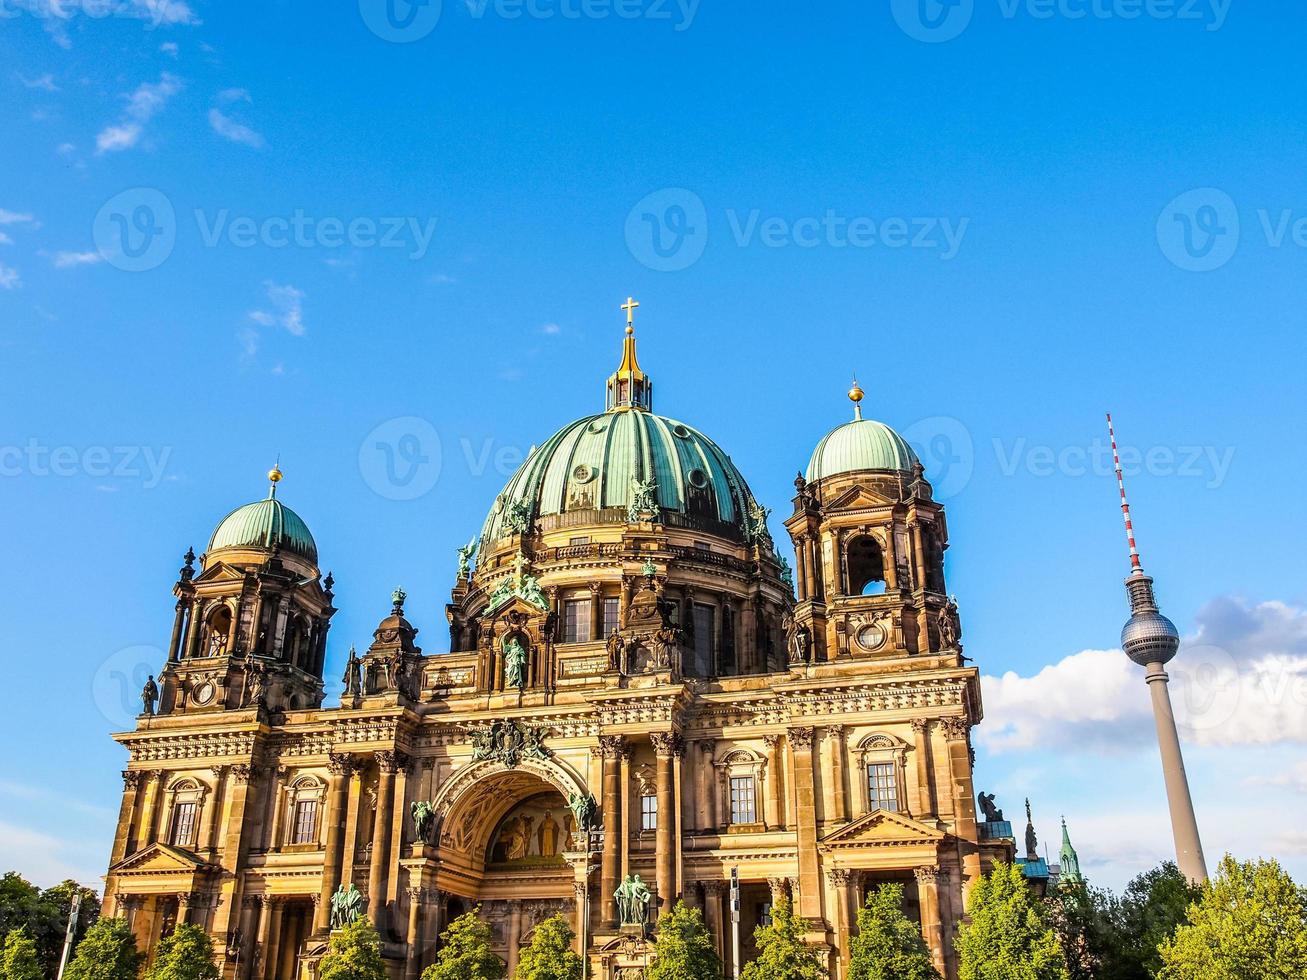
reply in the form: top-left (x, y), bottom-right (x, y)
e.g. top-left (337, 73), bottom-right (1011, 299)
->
top-left (411, 800), bottom-right (436, 844)
top-left (329, 882), bottom-right (364, 929)
top-left (456, 537), bottom-right (478, 581)
top-left (522, 725), bottom-right (550, 761)
top-left (777, 553), bottom-right (794, 590)
top-left (938, 598), bottom-right (960, 651)
top-left (1025, 798), bottom-right (1039, 860)
top-left (503, 636), bottom-right (528, 691)
top-left (141, 675), bottom-right (158, 716)
top-left (749, 503), bottom-right (772, 543)
top-left (783, 614), bottom-right (810, 666)
top-left (568, 792), bottom-right (598, 832)
top-left (628, 477), bottom-right (658, 523)
top-left (247, 665), bottom-right (267, 708)
top-left (341, 647), bottom-right (362, 698)
top-left (615, 874), bottom-right (652, 927)
top-left (605, 629), bottom-right (623, 672)
top-left (472, 719), bottom-right (548, 768)
top-left (504, 500), bottom-right (533, 536)
top-left (977, 791), bottom-right (1004, 823)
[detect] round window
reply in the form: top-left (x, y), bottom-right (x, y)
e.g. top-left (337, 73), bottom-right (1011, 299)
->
top-left (687, 468), bottom-right (709, 489)
top-left (572, 464), bottom-right (595, 483)
top-left (855, 623), bottom-right (888, 653)
top-left (587, 419), bottom-right (607, 434)
top-left (672, 424), bottom-right (691, 439)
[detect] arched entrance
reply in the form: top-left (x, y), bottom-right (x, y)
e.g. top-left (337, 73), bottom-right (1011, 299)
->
top-left (427, 760), bottom-right (586, 972)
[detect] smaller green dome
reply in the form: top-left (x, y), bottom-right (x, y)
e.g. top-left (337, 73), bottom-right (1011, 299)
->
top-left (806, 418), bottom-right (919, 482)
top-left (209, 496), bottom-right (318, 564)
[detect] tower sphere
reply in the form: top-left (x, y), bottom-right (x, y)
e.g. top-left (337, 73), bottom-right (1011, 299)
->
top-left (1121, 607), bottom-right (1180, 666)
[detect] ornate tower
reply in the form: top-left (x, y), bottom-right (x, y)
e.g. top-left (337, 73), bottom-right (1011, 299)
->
top-left (784, 382), bottom-right (961, 663)
top-left (156, 466), bottom-right (336, 716)
top-left (1107, 415), bottom-right (1207, 883)
top-left (1058, 818), bottom-right (1083, 886)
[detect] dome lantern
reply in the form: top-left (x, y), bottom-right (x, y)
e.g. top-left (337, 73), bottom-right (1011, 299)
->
top-left (606, 296), bottom-right (653, 412)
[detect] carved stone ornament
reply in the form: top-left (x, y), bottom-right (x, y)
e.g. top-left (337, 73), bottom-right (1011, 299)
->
top-left (788, 727), bottom-right (815, 752)
top-left (469, 720), bottom-right (551, 768)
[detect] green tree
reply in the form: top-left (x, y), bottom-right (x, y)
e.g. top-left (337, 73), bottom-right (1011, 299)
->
top-left (1088, 862), bottom-right (1200, 980)
top-left (1158, 855), bottom-right (1307, 980)
top-left (2, 927), bottom-right (44, 980)
top-left (513, 915), bottom-right (581, 980)
top-left (1043, 882), bottom-right (1114, 980)
top-left (848, 883), bottom-right (940, 980)
top-left (956, 863), bottom-right (1068, 980)
top-left (143, 923), bottom-right (219, 980)
top-left (62, 917), bottom-right (143, 980)
top-left (319, 917), bottom-right (388, 980)
top-left (0, 874), bottom-right (101, 976)
top-left (739, 899), bottom-right (826, 980)
top-left (645, 902), bottom-right (721, 980)
top-left (421, 909), bottom-right (505, 980)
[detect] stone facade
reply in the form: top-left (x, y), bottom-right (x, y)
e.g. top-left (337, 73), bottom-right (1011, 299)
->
top-left (105, 320), bottom-right (1011, 980)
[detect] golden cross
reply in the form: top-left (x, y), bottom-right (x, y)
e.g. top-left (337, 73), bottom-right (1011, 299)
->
top-left (621, 296), bottom-right (640, 329)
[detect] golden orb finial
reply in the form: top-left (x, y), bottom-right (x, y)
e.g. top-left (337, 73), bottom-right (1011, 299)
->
top-left (267, 458), bottom-right (283, 497)
top-left (848, 378), bottom-right (865, 420)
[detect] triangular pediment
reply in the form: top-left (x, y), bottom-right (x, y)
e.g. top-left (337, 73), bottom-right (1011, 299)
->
top-left (109, 842), bottom-right (214, 876)
top-left (819, 809), bottom-right (946, 849)
top-left (825, 483), bottom-right (897, 511)
top-left (193, 561), bottom-right (249, 585)
top-left (487, 594), bottom-right (549, 619)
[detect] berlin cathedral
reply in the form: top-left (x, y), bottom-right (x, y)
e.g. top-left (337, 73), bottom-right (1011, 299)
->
top-left (104, 302), bottom-right (1014, 980)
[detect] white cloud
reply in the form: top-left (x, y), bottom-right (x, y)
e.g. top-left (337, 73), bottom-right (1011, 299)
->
top-left (245, 282), bottom-right (306, 356)
top-left (0, 821), bottom-right (100, 890)
top-left (19, 73), bottom-right (59, 92)
top-left (216, 87), bottom-right (251, 104)
top-left (0, 264), bottom-right (21, 290)
top-left (159, 41), bottom-right (179, 57)
top-left (0, 210), bottom-right (36, 227)
top-left (96, 73), bottom-right (181, 154)
top-left (979, 597), bottom-right (1307, 755)
top-left (208, 107), bottom-right (264, 148)
top-left (541, 322), bottom-right (562, 335)
top-left (52, 251), bottom-right (103, 269)
top-left (0, 233), bottom-right (11, 246)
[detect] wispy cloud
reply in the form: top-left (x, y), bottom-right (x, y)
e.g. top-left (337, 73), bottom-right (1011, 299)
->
top-left (243, 282), bottom-right (307, 358)
top-left (18, 73), bottom-right (59, 92)
top-left (159, 41), bottom-right (179, 57)
top-left (208, 108), bottom-right (264, 148)
top-left (0, 264), bottom-right (21, 290)
top-left (52, 251), bottom-right (103, 269)
top-left (541, 322), bottom-right (562, 335)
top-left (0, 210), bottom-right (36, 227)
top-left (96, 72), bottom-right (182, 154)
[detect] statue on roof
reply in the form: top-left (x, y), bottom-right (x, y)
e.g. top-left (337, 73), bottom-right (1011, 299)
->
top-left (456, 536), bottom-right (478, 581)
top-left (140, 675), bottom-right (158, 716)
top-left (977, 791), bottom-right (1004, 823)
top-left (629, 476), bottom-right (658, 522)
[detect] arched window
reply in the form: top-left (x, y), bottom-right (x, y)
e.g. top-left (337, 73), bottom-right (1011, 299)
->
top-left (846, 535), bottom-right (886, 596)
top-left (856, 734), bottom-right (909, 816)
top-left (164, 777), bottom-right (209, 849)
top-left (205, 605), bottom-right (232, 657)
top-left (281, 775), bottom-right (327, 847)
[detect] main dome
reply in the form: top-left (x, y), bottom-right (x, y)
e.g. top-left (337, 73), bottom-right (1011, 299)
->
top-left (480, 410), bottom-right (763, 544)
top-left (209, 495), bottom-right (318, 563)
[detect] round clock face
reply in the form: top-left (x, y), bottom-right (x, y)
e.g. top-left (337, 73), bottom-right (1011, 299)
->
top-left (855, 623), bottom-right (887, 653)
top-left (194, 680), bottom-right (216, 705)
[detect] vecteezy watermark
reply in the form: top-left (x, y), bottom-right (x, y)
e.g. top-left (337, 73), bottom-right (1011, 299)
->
top-left (993, 436), bottom-right (1235, 488)
top-left (625, 188), bottom-right (969, 271)
top-left (1157, 188), bottom-right (1307, 272)
top-left (902, 416), bottom-right (975, 501)
top-left (92, 188), bottom-right (439, 272)
top-left (359, 417), bottom-right (541, 500)
top-left (0, 0), bottom-right (192, 29)
top-left (359, 0), bottom-right (697, 41)
top-left (358, 0), bottom-right (443, 42)
top-left (0, 440), bottom-right (172, 488)
top-left (93, 644), bottom-right (164, 731)
top-left (891, 0), bottom-right (1230, 43)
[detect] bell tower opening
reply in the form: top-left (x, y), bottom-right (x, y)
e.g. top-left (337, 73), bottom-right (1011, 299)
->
top-left (847, 535), bottom-right (887, 596)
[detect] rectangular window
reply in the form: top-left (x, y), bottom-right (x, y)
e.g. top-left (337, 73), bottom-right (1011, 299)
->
top-left (171, 801), bottom-right (198, 847)
top-left (563, 599), bottom-right (592, 643)
top-left (692, 603), bottom-right (715, 676)
top-left (568, 536), bottom-right (591, 546)
top-left (292, 799), bottom-right (319, 844)
top-left (694, 541), bottom-right (712, 552)
top-left (640, 795), bottom-right (658, 831)
top-left (602, 597), bottom-right (620, 637)
top-left (729, 776), bottom-right (757, 825)
top-left (867, 763), bottom-right (900, 813)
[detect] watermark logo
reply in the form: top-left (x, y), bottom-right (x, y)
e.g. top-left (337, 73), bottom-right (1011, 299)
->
top-left (1171, 643), bottom-right (1240, 736)
top-left (359, 416), bottom-right (443, 500)
top-left (93, 187), bottom-right (176, 272)
top-left (93, 644), bottom-right (163, 731)
top-left (891, 0), bottom-right (975, 43)
top-left (0, 440), bottom-right (173, 488)
top-left (359, 0), bottom-right (443, 41)
top-left (625, 188), bottom-right (708, 272)
top-left (1157, 187), bottom-right (1240, 272)
top-left (902, 416), bottom-right (975, 500)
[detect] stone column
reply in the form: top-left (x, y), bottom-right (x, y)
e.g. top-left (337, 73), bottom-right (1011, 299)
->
top-left (696, 740), bottom-right (716, 830)
top-left (369, 751), bottom-right (403, 928)
top-left (250, 897), bottom-right (270, 980)
top-left (506, 900), bottom-right (523, 974)
top-left (941, 718), bottom-right (980, 885)
top-left (702, 882), bottom-right (725, 959)
top-left (915, 867), bottom-right (946, 976)
top-left (763, 735), bottom-right (782, 830)
top-left (767, 877), bottom-right (788, 908)
top-left (112, 771), bottom-right (144, 863)
top-left (404, 886), bottom-right (424, 980)
top-left (825, 726), bottom-right (847, 824)
top-left (827, 869), bottom-right (854, 972)
top-left (788, 728), bottom-right (823, 922)
top-left (651, 733), bottom-right (679, 915)
top-left (315, 753), bottom-right (354, 933)
top-left (910, 719), bottom-right (935, 818)
top-left (211, 765), bottom-right (255, 941)
top-left (137, 770), bottom-right (165, 847)
top-left (168, 600), bottom-right (188, 662)
top-left (185, 599), bottom-right (205, 659)
top-left (262, 898), bottom-right (284, 980)
top-left (572, 881), bottom-right (588, 955)
top-left (599, 736), bottom-right (624, 927)
top-left (795, 540), bottom-right (808, 602)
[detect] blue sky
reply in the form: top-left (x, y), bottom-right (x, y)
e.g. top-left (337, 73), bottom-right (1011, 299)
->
top-left (2, 0), bottom-right (1306, 893)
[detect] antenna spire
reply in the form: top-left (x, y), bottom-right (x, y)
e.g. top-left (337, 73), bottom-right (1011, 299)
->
top-left (1106, 413), bottom-right (1142, 574)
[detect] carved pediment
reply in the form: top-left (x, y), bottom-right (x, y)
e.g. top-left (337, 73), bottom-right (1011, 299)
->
top-left (819, 809), bottom-right (945, 850)
top-left (825, 483), bottom-right (897, 511)
top-left (192, 561), bottom-right (250, 586)
top-left (109, 842), bottom-right (217, 876)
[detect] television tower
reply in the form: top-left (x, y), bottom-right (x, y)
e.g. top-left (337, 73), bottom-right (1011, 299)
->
top-left (1107, 414), bottom-right (1207, 883)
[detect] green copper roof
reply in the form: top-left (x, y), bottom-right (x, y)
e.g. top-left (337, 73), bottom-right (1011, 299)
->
top-left (805, 418), bottom-right (919, 482)
top-left (481, 411), bottom-right (762, 543)
top-left (208, 496), bottom-right (318, 563)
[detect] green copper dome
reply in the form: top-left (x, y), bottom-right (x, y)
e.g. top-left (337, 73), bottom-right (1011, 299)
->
top-left (806, 417), bottom-right (919, 482)
top-left (481, 411), bottom-right (765, 544)
top-left (208, 496), bottom-right (318, 563)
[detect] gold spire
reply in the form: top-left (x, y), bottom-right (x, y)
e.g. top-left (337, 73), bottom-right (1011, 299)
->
top-left (267, 457), bottom-right (283, 498)
top-left (848, 377), bottom-right (864, 421)
top-left (607, 296), bottom-right (652, 411)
